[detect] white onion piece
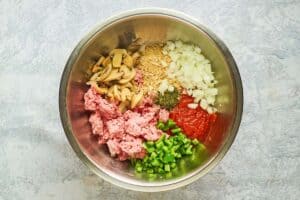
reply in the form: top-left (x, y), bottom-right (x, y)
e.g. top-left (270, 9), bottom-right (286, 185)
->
top-left (187, 103), bottom-right (198, 109)
top-left (164, 40), bottom-right (218, 113)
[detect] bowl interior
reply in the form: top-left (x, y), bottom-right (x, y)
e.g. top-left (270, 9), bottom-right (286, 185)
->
top-left (61, 12), bottom-right (241, 189)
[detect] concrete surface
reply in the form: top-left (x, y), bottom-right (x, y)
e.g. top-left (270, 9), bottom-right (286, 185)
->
top-left (0, 0), bottom-right (299, 199)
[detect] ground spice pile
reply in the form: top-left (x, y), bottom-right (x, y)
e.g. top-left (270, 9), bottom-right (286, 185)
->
top-left (137, 43), bottom-right (181, 94)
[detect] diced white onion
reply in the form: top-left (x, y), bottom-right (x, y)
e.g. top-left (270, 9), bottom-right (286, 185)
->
top-left (158, 79), bottom-right (175, 95)
top-left (168, 85), bottom-right (174, 92)
top-left (207, 107), bottom-right (213, 114)
top-left (187, 103), bottom-right (198, 109)
top-left (164, 40), bottom-right (218, 113)
top-left (200, 99), bottom-right (208, 110)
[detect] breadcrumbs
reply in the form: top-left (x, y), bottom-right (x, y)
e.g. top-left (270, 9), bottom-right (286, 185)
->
top-left (137, 43), bottom-right (181, 94)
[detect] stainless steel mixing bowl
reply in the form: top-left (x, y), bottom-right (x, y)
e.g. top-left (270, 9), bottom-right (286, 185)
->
top-left (59, 8), bottom-right (243, 192)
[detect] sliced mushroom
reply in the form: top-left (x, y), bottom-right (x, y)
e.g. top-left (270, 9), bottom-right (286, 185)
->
top-left (112, 85), bottom-right (121, 101)
top-left (131, 52), bottom-right (140, 65)
top-left (119, 101), bottom-right (129, 113)
top-left (107, 86), bottom-right (114, 98)
top-left (109, 49), bottom-right (127, 56)
top-left (87, 81), bottom-right (108, 94)
top-left (90, 71), bottom-right (102, 81)
top-left (123, 55), bottom-right (133, 67)
top-left (103, 69), bottom-right (124, 82)
top-left (94, 85), bottom-right (108, 94)
top-left (112, 53), bottom-right (122, 68)
top-left (131, 91), bottom-right (143, 109)
top-left (97, 63), bottom-right (112, 81)
top-left (95, 56), bottom-right (105, 66)
top-left (120, 81), bottom-right (133, 89)
top-left (119, 65), bottom-right (130, 75)
top-left (127, 94), bottom-right (133, 101)
top-left (102, 57), bottom-right (111, 67)
top-left (119, 69), bottom-right (136, 84)
top-left (92, 65), bottom-right (101, 73)
top-left (130, 83), bottom-right (138, 93)
top-left (120, 91), bottom-right (127, 102)
top-left (120, 87), bottom-right (131, 102)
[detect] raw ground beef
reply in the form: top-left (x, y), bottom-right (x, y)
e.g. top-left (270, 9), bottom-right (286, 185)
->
top-left (158, 109), bottom-right (169, 122)
top-left (84, 86), bottom-right (169, 161)
top-left (89, 111), bottom-right (103, 135)
top-left (84, 87), bottom-right (101, 111)
top-left (105, 117), bottom-right (125, 139)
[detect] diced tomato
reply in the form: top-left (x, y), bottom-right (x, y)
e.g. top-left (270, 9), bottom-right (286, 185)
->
top-left (170, 95), bottom-right (217, 142)
top-left (178, 94), bottom-right (194, 108)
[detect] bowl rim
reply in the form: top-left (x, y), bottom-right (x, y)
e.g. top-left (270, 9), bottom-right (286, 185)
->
top-left (59, 7), bottom-right (243, 192)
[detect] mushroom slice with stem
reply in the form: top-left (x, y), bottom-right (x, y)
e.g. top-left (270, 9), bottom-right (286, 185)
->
top-left (92, 56), bottom-right (105, 72)
top-left (90, 71), bottom-right (102, 81)
top-left (92, 66), bottom-right (101, 73)
top-left (87, 81), bottom-right (108, 94)
top-left (103, 69), bottom-right (124, 82)
top-left (95, 87), bottom-right (108, 94)
top-left (112, 85), bottom-right (121, 101)
top-left (109, 49), bottom-right (127, 56)
top-left (120, 87), bottom-right (131, 102)
top-left (130, 91), bottom-right (143, 109)
top-left (119, 69), bottom-right (136, 84)
top-left (107, 86), bottom-right (114, 98)
top-left (120, 82), bottom-right (133, 89)
top-left (123, 55), bottom-right (133, 67)
top-left (95, 56), bottom-right (105, 66)
top-left (131, 52), bottom-right (140, 65)
top-left (120, 65), bottom-right (130, 75)
top-left (97, 63), bottom-right (112, 81)
top-left (119, 101), bottom-right (129, 113)
top-left (102, 57), bottom-right (111, 67)
top-left (112, 53), bottom-right (123, 68)
top-left (94, 85), bottom-right (108, 94)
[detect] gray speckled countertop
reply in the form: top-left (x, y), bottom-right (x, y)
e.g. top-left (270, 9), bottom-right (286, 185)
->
top-left (0, 0), bottom-right (299, 199)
